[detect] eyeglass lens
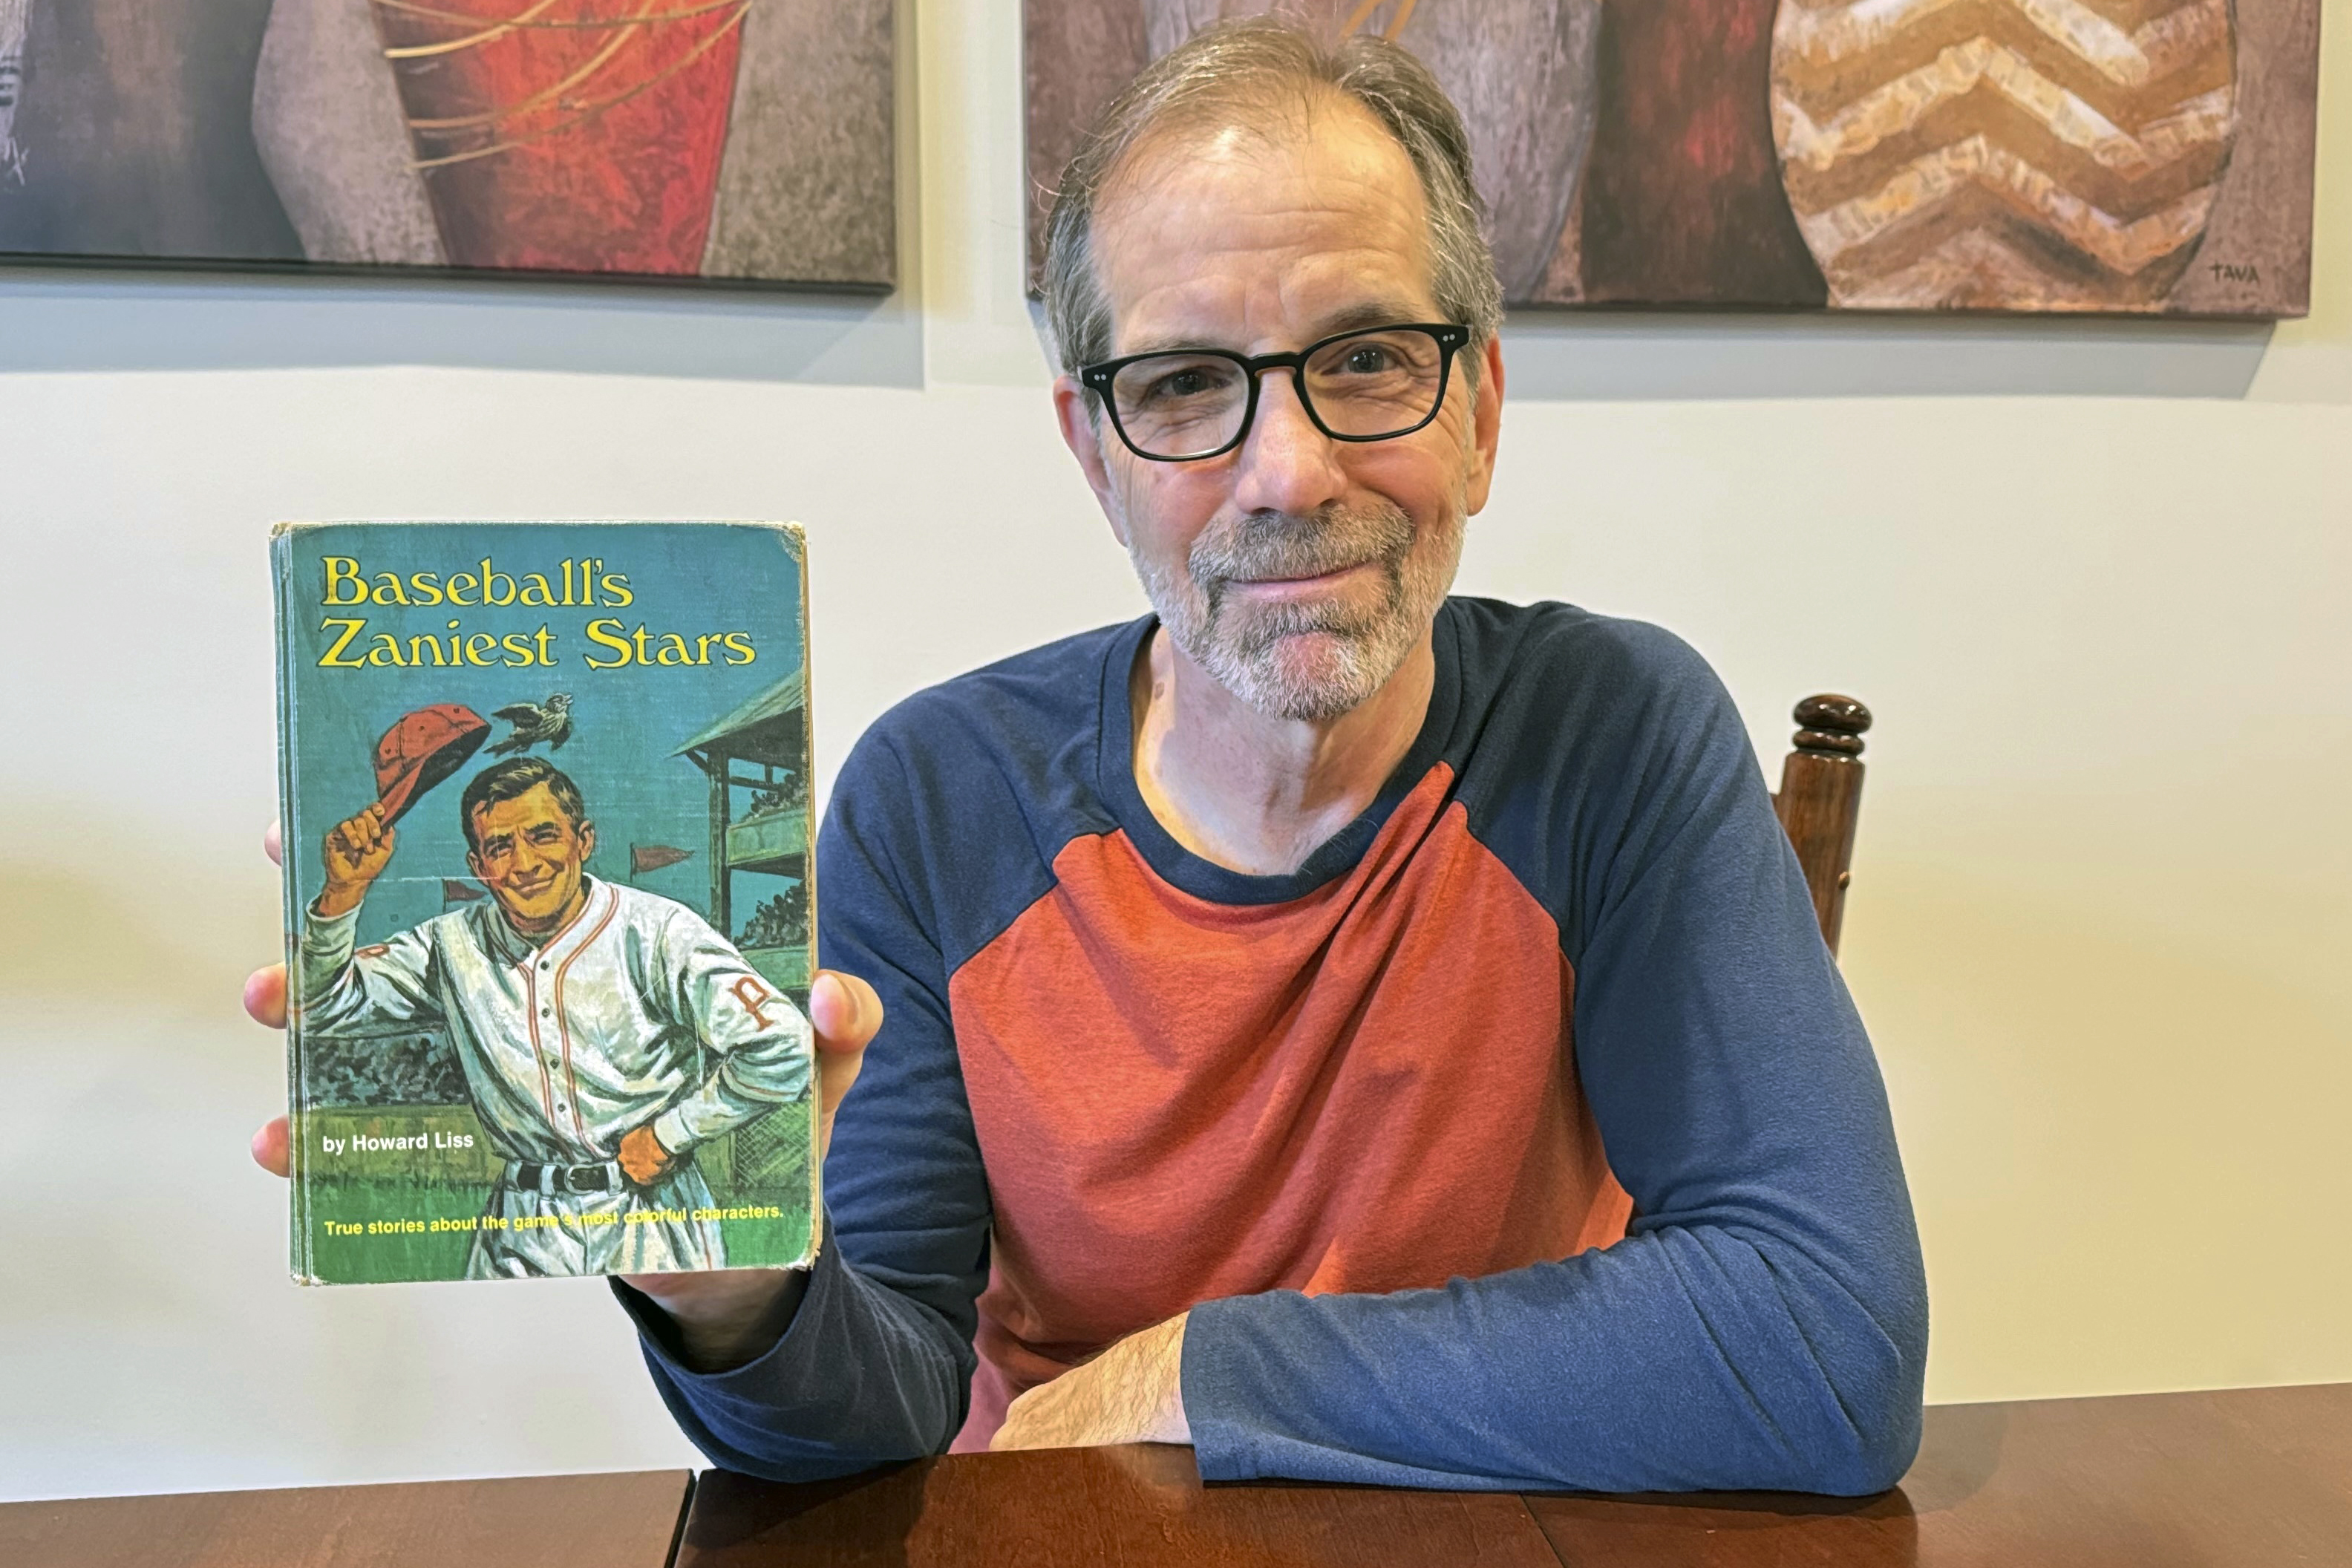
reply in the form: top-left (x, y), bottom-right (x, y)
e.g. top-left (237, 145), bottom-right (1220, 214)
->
top-left (1108, 327), bottom-right (1448, 460)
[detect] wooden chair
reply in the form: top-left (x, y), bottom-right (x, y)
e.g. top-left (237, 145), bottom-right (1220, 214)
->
top-left (1771, 694), bottom-right (1872, 957)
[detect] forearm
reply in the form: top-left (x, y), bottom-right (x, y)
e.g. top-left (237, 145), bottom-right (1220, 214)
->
top-left (1183, 1213), bottom-right (1924, 1493)
top-left (313, 879), bottom-right (368, 919)
top-left (293, 901), bottom-right (427, 1030)
top-left (664, 927), bottom-right (816, 1154)
top-left (295, 901), bottom-right (361, 993)
top-left (649, 1070), bottom-right (808, 1157)
top-left (616, 1219), bottom-right (977, 1480)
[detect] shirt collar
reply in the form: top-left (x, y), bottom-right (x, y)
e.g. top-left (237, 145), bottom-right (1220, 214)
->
top-left (471, 875), bottom-right (605, 965)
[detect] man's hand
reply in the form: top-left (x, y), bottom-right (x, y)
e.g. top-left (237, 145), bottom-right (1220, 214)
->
top-left (992, 1313), bottom-right (1192, 1451)
top-left (245, 817), bottom-right (883, 1370)
top-left (616, 968), bottom-right (883, 1368)
top-left (617, 1123), bottom-right (674, 1186)
top-left (318, 801), bottom-right (396, 918)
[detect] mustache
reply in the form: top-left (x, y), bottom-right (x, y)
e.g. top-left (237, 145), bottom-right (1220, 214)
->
top-left (1191, 501), bottom-right (1415, 607)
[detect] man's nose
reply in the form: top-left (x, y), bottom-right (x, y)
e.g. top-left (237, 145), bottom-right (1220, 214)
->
top-left (1229, 369), bottom-right (1346, 517)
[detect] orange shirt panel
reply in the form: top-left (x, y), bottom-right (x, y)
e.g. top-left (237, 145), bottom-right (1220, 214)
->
top-left (945, 765), bottom-right (1631, 1446)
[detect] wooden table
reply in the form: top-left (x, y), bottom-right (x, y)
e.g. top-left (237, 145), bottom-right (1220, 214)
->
top-left (682, 1445), bottom-right (1562, 1567)
top-left (0, 1469), bottom-right (691, 1568)
top-left (1525, 1382), bottom-right (2352, 1567)
top-left (676, 1383), bottom-right (2352, 1567)
top-left (7, 1385), bottom-right (2346, 1567)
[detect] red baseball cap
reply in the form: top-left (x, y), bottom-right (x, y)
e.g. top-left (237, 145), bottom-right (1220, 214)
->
top-left (373, 705), bottom-right (491, 825)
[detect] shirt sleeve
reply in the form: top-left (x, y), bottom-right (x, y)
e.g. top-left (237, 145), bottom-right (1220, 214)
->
top-left (294, 901), bottom-right (443, 1032)
top-left (648, 913), bottom-right (817, 1157)
top-left (1179, 624), bottom-right (1929, 1494)
top-left (624, 731), bottom-right (992, 1480)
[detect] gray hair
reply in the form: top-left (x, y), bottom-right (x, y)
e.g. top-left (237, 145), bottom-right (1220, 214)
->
top-left (1042, 17), bottom-right (1504, 387)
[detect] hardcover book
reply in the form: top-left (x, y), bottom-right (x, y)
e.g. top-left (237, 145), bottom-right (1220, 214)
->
top-left (271, 521), bottom-right (818, 1284)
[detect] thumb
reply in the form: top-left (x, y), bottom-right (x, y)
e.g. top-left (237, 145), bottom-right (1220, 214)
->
top-left (808, 970), bottom-right (881, 1056)
top-left (806, 971), bottom-right (877, 1163)
top-left (252, 1116), bottom-right (291, 1178)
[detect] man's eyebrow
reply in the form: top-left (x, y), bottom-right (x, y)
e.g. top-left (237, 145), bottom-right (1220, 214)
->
top-left (1117, 330), bottom-right (1242, 358)
top-left (1305, 300), bottom-right (1433, 339)
top-left (1114, 301), bottom-right (1436, 359)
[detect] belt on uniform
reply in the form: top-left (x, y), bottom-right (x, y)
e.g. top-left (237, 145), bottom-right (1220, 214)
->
top-left (506, 1159), bottom-right (623, 1195)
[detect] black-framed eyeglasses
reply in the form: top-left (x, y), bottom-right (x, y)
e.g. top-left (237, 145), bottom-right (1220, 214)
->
top-left (1080, 322), bottom-right (1472, 463)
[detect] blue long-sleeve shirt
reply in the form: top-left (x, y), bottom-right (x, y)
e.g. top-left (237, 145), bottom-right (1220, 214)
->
top-left (620, 598), bottom-right (1927, 1492)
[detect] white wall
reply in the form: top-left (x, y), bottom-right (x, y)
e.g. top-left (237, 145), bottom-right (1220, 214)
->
top-left (1, 0), bottom-right (2345, 1502)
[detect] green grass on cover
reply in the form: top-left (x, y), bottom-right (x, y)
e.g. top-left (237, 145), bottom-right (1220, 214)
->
top-left (297, 1104), bottom-right (814, 1284)
top-left (302, 1177), bottom-right (486, 1283)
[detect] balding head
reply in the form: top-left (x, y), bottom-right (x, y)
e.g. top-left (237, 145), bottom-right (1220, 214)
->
top-left (1042, 19), bottom-right (1503, 387)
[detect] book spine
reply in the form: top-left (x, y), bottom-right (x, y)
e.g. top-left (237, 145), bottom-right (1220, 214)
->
top-left (271, 526), bottom-right (316, 1284)
top-left (791, 523), bottom-right (822, 1269)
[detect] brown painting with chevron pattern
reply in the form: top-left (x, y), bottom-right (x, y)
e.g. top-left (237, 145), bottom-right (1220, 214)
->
top-left (1775, 0), bottom-right (2256, 309)
top-left (1024, 0), bottom-right (2319, 316)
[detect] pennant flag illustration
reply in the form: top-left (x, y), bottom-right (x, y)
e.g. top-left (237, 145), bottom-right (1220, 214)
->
top-left (633, 843), bottom-right (695, 876)
top-left (441, 879), bottom-right (487, 904)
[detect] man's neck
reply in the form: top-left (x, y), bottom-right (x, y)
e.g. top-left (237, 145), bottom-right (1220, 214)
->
top-left (1130, 624), bottom-right (1436, 877)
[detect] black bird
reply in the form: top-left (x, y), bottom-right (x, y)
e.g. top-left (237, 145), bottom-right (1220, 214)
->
top-left (487, 693), bottom-right (574, 756)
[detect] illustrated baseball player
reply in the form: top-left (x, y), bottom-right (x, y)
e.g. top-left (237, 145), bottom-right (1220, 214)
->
top-left (295, 744), bottom-right (813, 1278)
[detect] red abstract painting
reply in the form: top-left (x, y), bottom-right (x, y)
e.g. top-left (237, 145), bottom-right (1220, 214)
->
top-left (375, 0), bottom-right (751, 275)
top-left (0, 0), bottom-right (895, 287)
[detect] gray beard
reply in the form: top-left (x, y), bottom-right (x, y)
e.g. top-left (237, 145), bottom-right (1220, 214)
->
top-left (1131, 499), bottom-right (1457, 722)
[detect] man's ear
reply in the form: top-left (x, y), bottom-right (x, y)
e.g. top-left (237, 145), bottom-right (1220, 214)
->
top-left (465, 848), bottom-right (484, 881)
top-left (1463, 333), bottom-right (1505, 517)
top-left (1052, 374), bottom-right (1130, 548)
top-left (576, 820), bottom-right (596, 860)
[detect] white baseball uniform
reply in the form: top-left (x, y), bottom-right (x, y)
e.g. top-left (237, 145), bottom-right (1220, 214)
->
top-left (297, 875), bottom-right (813, 1277)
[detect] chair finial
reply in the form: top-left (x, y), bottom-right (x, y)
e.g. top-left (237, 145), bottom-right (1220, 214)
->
top-left (1792, 693), bottom-right (1871, 757)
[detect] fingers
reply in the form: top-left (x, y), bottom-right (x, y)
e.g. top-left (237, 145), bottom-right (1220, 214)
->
top-left (808, 970), bottom-right (883, 1055)
top-left (252, 1116), bottom-right (290, 1177)
top-left (617, 1125), bottom-right (670, 1186)
top-left (252, 835), bottom-right (293, 1181)
top-left (353, 808), bottom-right (388, 858)
top-left (244, 963), bottom-right (288, 1028)
top-left (333, 804), bottom-right (391, 858)
top-left (808, 971), bottom-right (878, 1164)
top-left (816, 1045), bottom-right (864, 1137)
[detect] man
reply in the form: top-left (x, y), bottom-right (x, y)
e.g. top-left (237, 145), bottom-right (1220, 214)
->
top-left (295, 757), bottom-right (813, 1277)
top-left (252, 19), bottom-right (1924, 1490)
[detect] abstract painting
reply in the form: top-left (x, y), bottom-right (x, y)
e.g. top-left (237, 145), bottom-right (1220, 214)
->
top-left (0, 0), bottom-right (894, 286)
top-left (1025, 0), bottom-right (2319, 315)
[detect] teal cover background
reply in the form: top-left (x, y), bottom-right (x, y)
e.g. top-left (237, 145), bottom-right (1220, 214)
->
top-left (277, 521), bottom-right (803, 938)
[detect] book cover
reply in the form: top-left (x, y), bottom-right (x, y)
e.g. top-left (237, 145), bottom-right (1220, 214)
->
top-left (272, 521), bottom-right (818, 1284)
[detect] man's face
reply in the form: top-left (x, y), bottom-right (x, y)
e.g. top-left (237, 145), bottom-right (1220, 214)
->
top-left (1055, 95), bottom-right (1503, 722)
top-left (466, 783), bottom-right (595, 930)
